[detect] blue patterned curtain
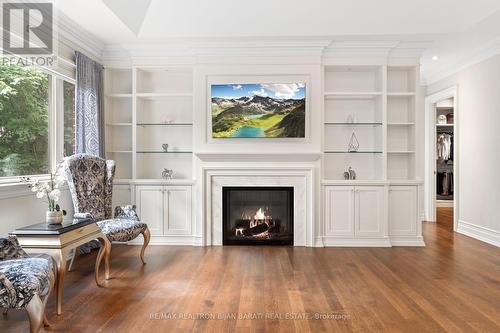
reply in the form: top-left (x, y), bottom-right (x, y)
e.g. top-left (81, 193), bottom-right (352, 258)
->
top-left (75, 51), bottom-right (105, 157)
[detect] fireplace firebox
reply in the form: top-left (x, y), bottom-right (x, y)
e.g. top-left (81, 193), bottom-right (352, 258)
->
top-left (222, 187), bottom-right (293, 245)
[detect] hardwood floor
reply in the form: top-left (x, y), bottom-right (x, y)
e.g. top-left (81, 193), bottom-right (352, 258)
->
top-left (2, 222), bottom-right (499, 333)
top-left (437, 207), bottom-right (454, 229)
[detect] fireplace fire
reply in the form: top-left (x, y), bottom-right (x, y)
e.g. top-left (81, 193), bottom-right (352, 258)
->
top-left (223, 187), bottom-right (293, 245)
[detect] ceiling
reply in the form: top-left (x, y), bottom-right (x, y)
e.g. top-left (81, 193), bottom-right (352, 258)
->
top-left (55, 0), bottom-right (500, 83)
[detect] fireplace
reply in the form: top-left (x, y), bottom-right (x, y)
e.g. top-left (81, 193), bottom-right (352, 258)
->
top-left (222, 187), bottom-right (294, 245)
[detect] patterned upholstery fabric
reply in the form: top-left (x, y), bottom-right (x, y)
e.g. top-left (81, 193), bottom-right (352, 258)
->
top-left (114, 205), bottom-right (139, 220)
top-left (64, 154), bottom-right (115, 220)
top-left (0, 235), bottom-right (28, 260)
top-left (0, 237), bottom-right (53, 309)
top-left (97, 218), bottom-right (147, 242)
top-left (64, 154), bottom-right (146, 244)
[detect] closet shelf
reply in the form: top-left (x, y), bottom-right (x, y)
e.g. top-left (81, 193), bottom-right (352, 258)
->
top-left (106, 150), bottom-right (132, 153)
top-left (436, 124), bottom-right (454, 127)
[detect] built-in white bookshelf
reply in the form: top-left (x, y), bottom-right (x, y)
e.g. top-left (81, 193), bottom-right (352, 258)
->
top-left (322, 65), bottom-right (418, 181)
top-left (386, 66), bottom-right (417, 180)
top-left (104, 68), bottom-right (133, 180)
top-left (323, 66), bottom-right (384, 180)
top-left (105, 66), bottom-right (194, 182)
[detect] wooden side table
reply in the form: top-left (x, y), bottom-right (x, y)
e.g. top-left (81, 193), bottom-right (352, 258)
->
top-left (11, 218), bottom-right (111, 315)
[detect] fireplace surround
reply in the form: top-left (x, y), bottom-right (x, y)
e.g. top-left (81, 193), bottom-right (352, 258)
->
top-left (222, 187), bottom-right (294, 245)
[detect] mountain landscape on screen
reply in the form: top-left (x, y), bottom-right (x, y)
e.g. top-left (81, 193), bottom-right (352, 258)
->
top-left (211, 83), bottom-right (306, 138)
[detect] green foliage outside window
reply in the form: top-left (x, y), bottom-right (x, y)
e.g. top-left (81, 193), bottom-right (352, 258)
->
top-left (0, 62), bottom-right (49, 177)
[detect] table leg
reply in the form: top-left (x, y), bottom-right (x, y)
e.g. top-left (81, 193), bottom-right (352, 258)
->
top-left (103, 237), bottom-right (111, 280)
top-left (95, 236), bottom-right (111, 286)
top-left (55, 250), bottom-right (66, 316)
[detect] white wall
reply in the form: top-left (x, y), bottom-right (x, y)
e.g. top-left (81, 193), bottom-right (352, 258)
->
top-left (0, 187), bottom-right (74, 235)
top-left (427, 54), bottom-right (500, 246)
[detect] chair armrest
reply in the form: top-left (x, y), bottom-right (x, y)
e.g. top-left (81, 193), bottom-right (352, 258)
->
top-left (0, 235), bottom-right (28, 260)
top-left (74, 212), bottom-right (93, 219)
top-left (114, 205), bottom-right (140, 220)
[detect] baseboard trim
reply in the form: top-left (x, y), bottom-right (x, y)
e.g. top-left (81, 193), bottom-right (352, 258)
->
top-left (457, 220), bottom-right (500, 247)
top-left (390, 236), bottom-right (426, 247)
top-left (313, 237), bottom-right (325, 247)
top-left (322, 237), bottom-right (392, 247)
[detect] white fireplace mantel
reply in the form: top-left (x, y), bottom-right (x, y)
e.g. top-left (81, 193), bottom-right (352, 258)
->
top-left (202, 167), bottom-right (316, 247)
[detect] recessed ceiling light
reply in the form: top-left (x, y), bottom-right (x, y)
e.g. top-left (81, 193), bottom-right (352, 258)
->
top-left (432, 55), bottom-right (439, 61)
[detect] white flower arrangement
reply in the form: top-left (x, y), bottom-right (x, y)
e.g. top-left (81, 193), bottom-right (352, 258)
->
top-left (21, 165), bottom-right (67, 214)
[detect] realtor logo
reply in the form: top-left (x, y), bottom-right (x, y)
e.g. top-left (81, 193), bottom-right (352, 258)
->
top-left (1, 1), bottom-right (56, 66)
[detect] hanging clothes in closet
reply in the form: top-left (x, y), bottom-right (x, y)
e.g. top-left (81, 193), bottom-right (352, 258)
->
top-left (436, 131), bottom-right (454, 199)
top-left (437, 133), bottom-right (453, 161)
top-left (436, 171), bottom-right (453, 196)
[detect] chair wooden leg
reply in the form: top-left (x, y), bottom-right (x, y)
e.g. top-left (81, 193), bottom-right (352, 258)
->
top-left (140, 227), bottom-right (151, 264)
top-left (26, 293), bottom-right (44, 333)
top-left (68, 246), bottom-right (80, 272)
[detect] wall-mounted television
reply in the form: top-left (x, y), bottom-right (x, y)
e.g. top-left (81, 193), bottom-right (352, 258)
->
top-left (211, 83), bottom-right (306, 138)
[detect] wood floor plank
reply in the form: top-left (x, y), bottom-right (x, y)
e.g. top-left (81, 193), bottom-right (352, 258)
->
top-left (1, 212), bottom-right (499, 333)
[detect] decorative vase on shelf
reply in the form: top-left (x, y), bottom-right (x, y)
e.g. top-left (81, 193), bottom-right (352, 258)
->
top-left (46, 210), bottom-right (63, 225)
top-left (162, 143), bottom-right (169, 152)
top-left (162, 168), bottom-right (173, 180)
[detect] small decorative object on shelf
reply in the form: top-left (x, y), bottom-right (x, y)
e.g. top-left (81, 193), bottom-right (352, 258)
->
top-left (348, 131), bottom-right (360, 152)
top-left (437, 114), bottom-right (447, 124)
top-left (162, 143), bottom-right (169, 152)
top-left (162, 168), bottom-right (173, 180)
top-left (348, 166), bottom-right (356, 180)
top-left (21, 165), bottom-right (67, 225)
top-left (446, 113), bottom-right (454, 124)
top-left (343, 171), bottom-right (350, 180)
top-left (346, 114), bottom-right (360, 152)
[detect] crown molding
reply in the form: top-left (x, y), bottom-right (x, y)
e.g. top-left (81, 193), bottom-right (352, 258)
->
top-left (423, 36), bottom-right (500, 85)
top-left (56, 10), bottom-right (105, 61)
top-left (102, 38), bottom-right (430, 64)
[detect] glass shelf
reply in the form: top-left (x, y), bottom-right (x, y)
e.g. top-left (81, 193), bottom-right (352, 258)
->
top-left (324, 151), bottom-right (383, 154)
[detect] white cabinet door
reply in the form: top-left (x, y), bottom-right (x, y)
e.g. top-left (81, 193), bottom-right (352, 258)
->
top-left (136, 186), bottom-right (164, 235)
top-left (324, 186), bottom-right (355, 236)
top-left (354, 186), bottom-right (385, 237)
top-left (389, 186), bottom-right (417, 236)
top-left (164, 186), bottom-right (192, 235)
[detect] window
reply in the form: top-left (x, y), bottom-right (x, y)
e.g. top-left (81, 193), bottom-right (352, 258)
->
top-left (63, 80), bottom-right (75, 157)
top-left (0, 62), bottom-right (50, 177)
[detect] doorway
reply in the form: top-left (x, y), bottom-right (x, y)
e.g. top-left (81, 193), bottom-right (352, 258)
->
top-left (424, 87), bottom-right (458, 230)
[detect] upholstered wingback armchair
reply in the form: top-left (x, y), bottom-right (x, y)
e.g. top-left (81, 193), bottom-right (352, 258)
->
top-left (63, 154), bottom-right (150, 265)
top-left (0, 236), bottom-right (55, 333)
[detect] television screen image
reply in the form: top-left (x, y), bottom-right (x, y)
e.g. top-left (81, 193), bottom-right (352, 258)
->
top-left (211, 83), bottom-right (306, 138)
